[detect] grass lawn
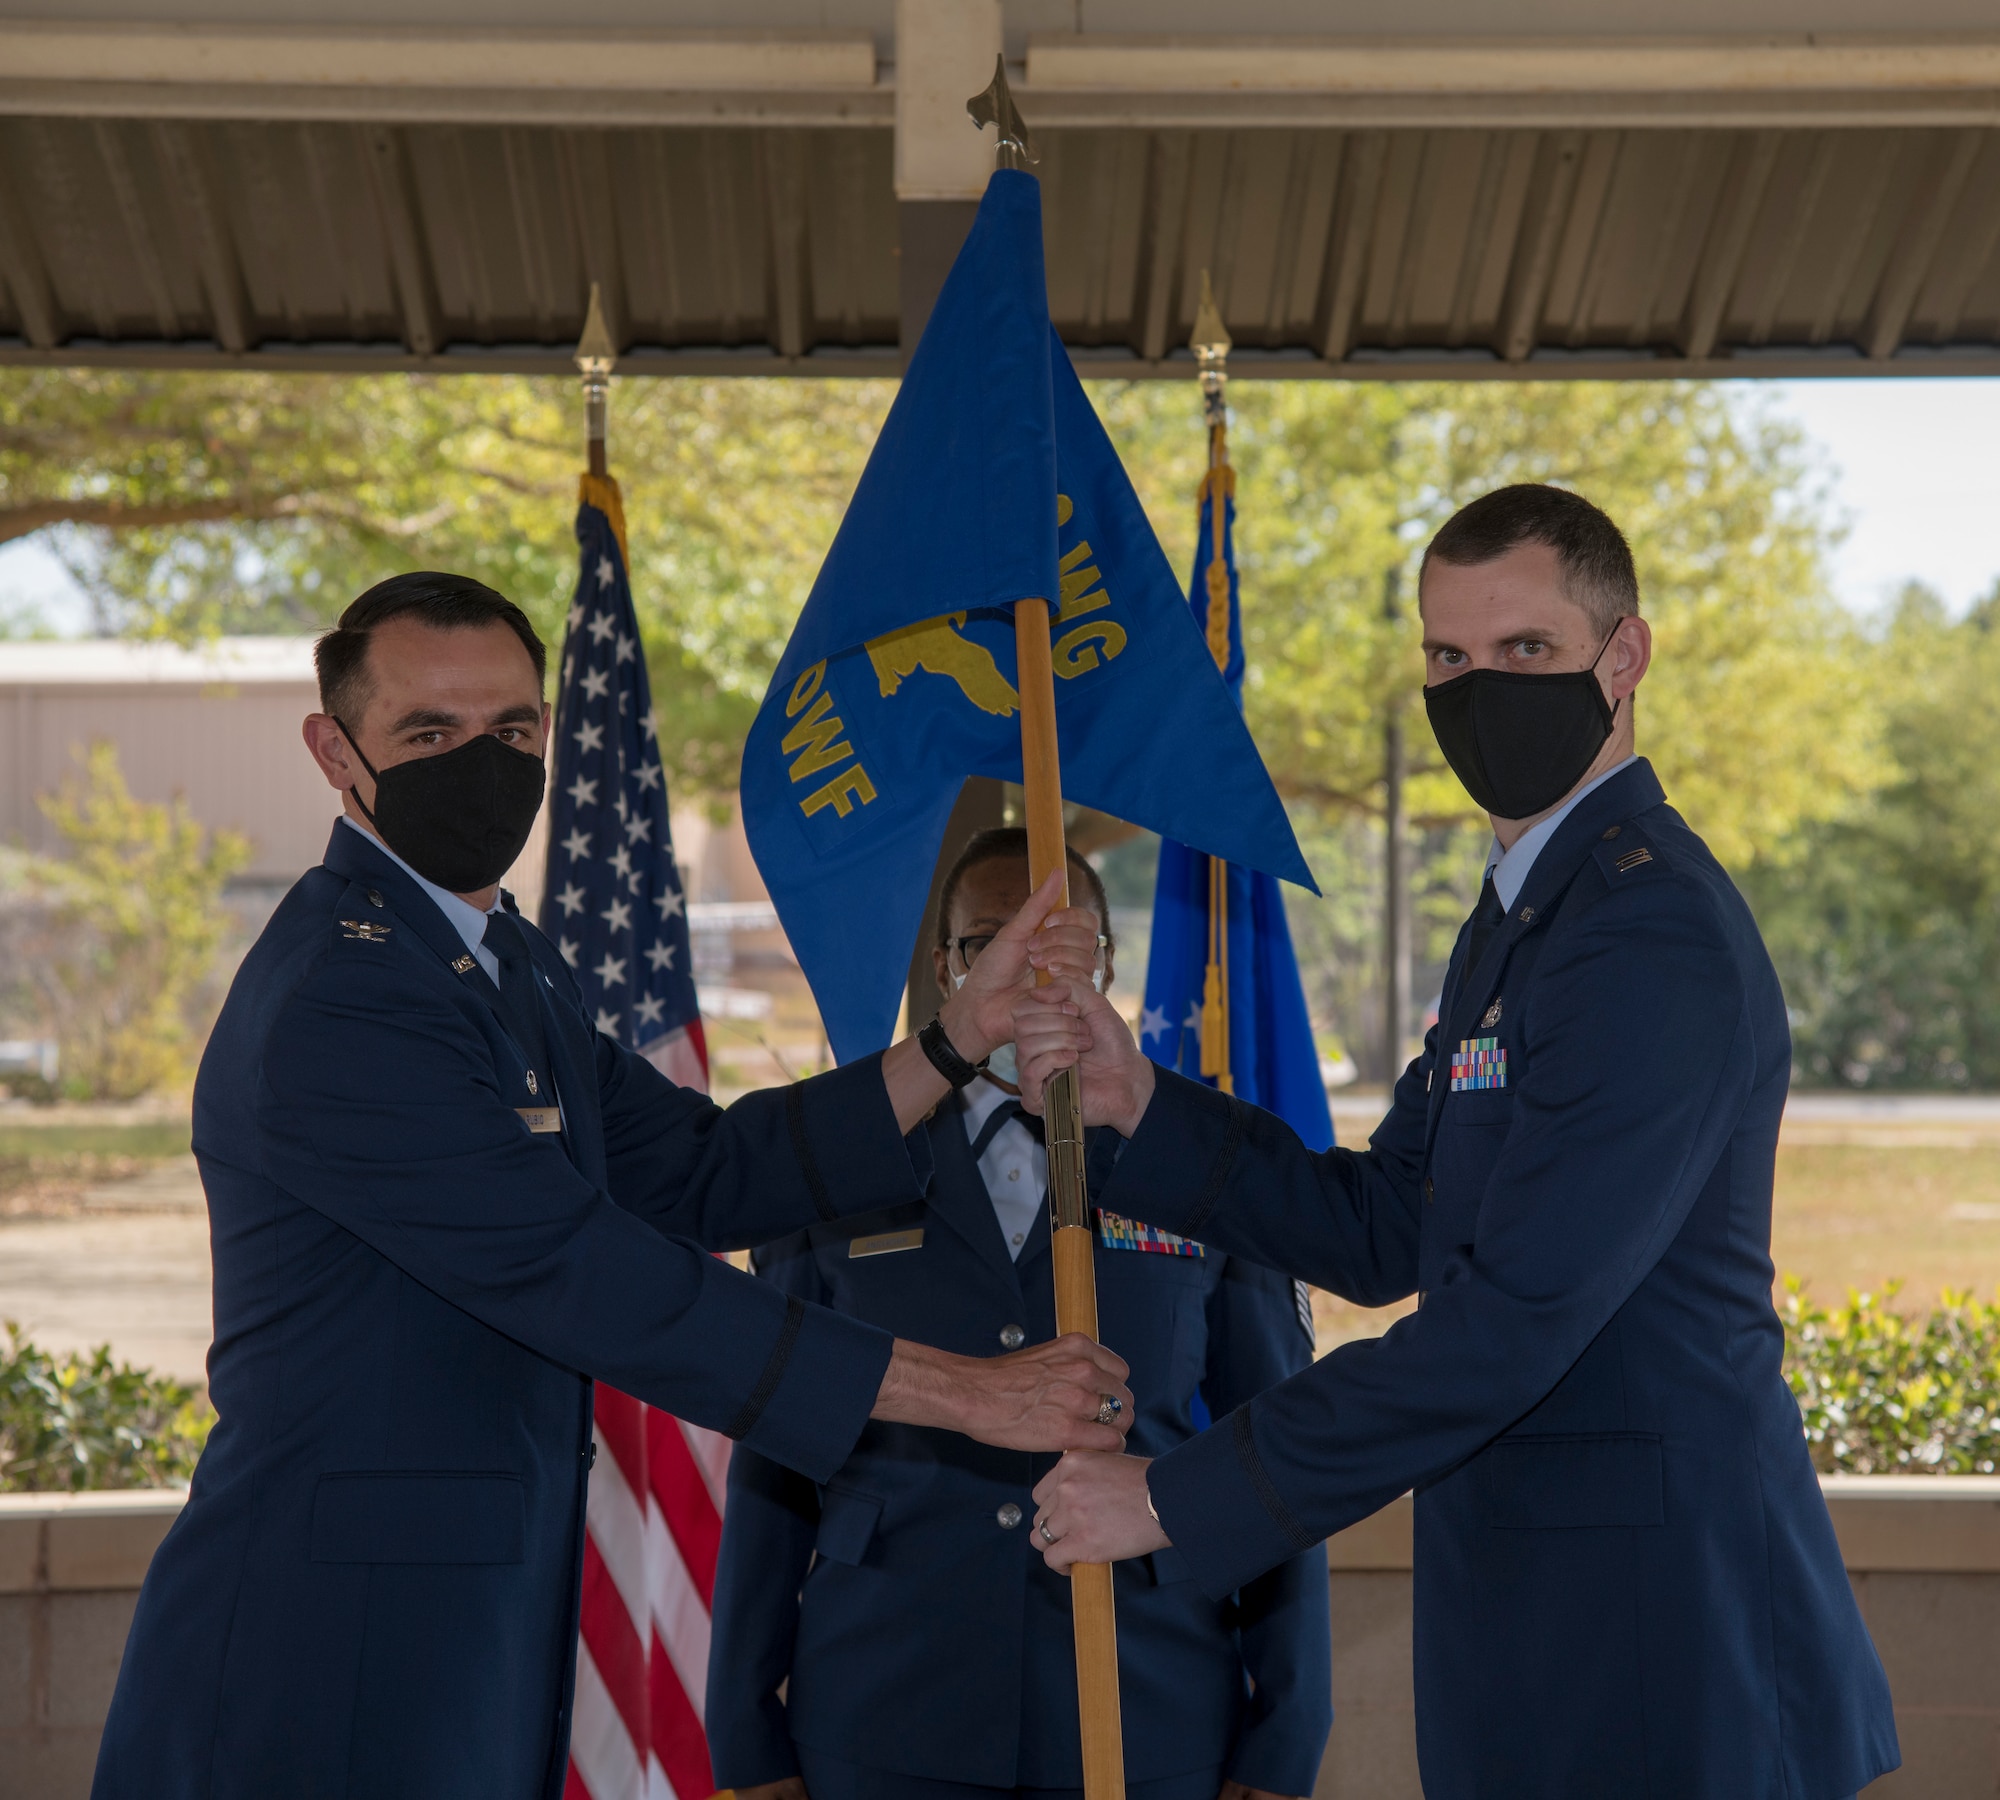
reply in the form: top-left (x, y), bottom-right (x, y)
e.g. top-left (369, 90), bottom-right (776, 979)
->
top-left (1314, 1134), bottom-right (2000, 1351)
top-left (0, 1121), bottom-right (192, 1216)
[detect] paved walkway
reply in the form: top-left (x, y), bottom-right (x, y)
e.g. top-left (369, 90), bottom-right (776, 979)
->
top-left (0, 1155), bottom-right (211, 1382)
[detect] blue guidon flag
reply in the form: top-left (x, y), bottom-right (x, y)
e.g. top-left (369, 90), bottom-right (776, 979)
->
top-left (741, 168), bottom-right (1315, 1064)
top-left (538, 490), bottom-right (708, 1090)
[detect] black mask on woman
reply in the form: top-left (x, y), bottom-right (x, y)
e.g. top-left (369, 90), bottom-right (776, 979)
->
top-left (335, 722), bottom-right (545, 893)
top-left (1423, 629), bottom-right (1620, 820)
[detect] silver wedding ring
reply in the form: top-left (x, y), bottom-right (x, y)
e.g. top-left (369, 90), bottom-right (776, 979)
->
top-left (1095, 1396), bottom-right (1122, 1426)
top-left (1039, 1523), bottom-right (1056, 1545)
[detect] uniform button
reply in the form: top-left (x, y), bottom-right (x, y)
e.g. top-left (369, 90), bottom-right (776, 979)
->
top-left (1012, 1232), bottom-right (1024, 1246)
top-left (1602, 826), bottom-right (1622, 841)
top-left (1008, 1168), bottom-right (1020, 1182)
top-left (999, 1323), bottom-right (1026, 1349)
top-left (587, 1441), bottom-right (598, 1468)
top-left (996, 1503), bottom-right (1023, 1530)
top-left (1424, 1177), bottom-right (1435, 1203)
top-left (366, 889), bottom-right (384, 907)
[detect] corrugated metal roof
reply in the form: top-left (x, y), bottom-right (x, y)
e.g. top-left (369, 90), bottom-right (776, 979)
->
top-left (3, 115), bottom-right (1998, 378)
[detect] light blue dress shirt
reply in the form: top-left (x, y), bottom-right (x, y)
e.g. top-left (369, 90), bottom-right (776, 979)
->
top-left (337, 815), bottom-right (503, 982)
top-left (1485, 755), bottom-right (1638, 912)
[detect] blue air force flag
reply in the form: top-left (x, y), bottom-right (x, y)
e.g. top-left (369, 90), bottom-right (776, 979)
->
top-left (1142, 464), bottom-right (1333, 1150)
top-left (741, 168), bottom-right (1314, 1064)
top-left (538, 493), bottom-right (707, 1088)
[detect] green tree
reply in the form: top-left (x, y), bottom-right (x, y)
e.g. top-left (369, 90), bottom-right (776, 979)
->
top-left (1, 369), bottom-right (891, 798)
top-left (1745, 583), bottom-right (2000, 1087)
top-left (31, 743), bottom-right (249, 1099)
top-left (4, 368), bottom-right (1877, 1081)
top-left (1091, 379), bottom-right (1873, 1071)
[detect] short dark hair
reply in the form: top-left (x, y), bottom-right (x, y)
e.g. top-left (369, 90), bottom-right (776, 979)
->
top-left (314, 572), bottom-right (547, 724)
top-left (1421, 485), bottom-right (1640, 637)
top-left (935, 828), bottom-right (1113, 950)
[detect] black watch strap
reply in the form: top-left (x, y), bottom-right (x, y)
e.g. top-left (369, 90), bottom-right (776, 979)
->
top-left (918, 1016), bottom-right (986, 1089)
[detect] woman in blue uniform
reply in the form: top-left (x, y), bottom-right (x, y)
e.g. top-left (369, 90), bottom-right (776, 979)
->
top-left (707, 829), bottom-right (1331, 1800)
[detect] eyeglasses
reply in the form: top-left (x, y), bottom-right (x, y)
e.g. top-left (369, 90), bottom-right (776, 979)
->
top-left (949, 933), bottom-right (1109, 969)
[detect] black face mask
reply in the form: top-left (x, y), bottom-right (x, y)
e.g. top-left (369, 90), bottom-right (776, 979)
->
top-left (336, 721), bottom-right (545, 893)
top-left (1423, 631), bottom-right (1619, 820)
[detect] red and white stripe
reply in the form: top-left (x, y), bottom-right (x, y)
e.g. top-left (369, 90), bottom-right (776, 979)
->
top-left (569, 1024), bottom-right (727, 1800)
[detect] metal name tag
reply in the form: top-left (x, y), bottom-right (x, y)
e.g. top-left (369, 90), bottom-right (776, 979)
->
top-left (849, 1228), bottom-right (924, 1259)
top-left (516, 1107), bottom-right (563, 1134)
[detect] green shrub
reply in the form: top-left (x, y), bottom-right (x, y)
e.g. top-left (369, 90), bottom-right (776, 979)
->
top-left (0, 1324), bottom-right (213, 1492)
top-left (1782, 1280), bottom-right (2000, 1475)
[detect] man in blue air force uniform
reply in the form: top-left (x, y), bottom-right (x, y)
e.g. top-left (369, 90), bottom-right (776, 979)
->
top-left (92, 574), bottom-right (1130, 1800)
top-left (709, 830), bottom-right (1331, 1800)
top-left (1019, 489), bottom-right (1900, 1799)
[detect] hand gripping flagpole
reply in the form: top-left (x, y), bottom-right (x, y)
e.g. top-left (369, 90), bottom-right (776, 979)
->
top-left (970, 57), bottom-right (1127, 1800)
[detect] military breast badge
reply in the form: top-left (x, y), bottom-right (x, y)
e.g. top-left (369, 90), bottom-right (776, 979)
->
top-left (1450, 1036), bottom-right (1507, 1092)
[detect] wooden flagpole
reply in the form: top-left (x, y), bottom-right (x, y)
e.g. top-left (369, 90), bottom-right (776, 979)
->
top-left (970, 57), bottom-right (1127, 1800)
top-left (1192, 273), bottom-right (1236, 1096)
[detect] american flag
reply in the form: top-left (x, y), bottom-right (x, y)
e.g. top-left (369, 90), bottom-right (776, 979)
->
top-left (542, 482), bottom-right (727, 1800)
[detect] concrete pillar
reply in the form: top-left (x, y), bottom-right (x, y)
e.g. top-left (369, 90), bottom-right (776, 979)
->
top-left (894, 0), bottom-right (1000, 365)
top-left (893, 0), bottom-right (1008, 1031)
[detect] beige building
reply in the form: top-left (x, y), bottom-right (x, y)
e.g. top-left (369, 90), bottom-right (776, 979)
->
top-left (0, 637), bottom-right (333, 891)
top-left (0, 634), bottom-right (796, 1040)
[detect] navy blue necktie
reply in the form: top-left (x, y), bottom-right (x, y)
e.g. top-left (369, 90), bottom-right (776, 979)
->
top-left (481, 912), bottom-right (553, 1097)
top-left (1465, 871), bottom-right (1506, 977)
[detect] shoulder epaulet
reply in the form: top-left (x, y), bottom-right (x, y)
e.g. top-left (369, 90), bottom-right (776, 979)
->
top-left (329, 878), bottom-right (401, 948)
top-left (1589, 819), bottom-right (1663, 885)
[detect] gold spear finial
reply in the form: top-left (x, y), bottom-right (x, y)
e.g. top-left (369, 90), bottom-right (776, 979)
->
top-left (1191, 269), bottom-right (1230, 426)
top-left (575, 282), bottom-right (616, 478)
top-left (967, 54), bottom-right (1037, 170)
top-left (1191, 269), bottom-right (1231, 364)
top-left (1192, 270), bottom-right (1234, 675)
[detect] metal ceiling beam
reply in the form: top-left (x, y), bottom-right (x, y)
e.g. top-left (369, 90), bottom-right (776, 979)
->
top-left (361, 126), bottom-right (441, 359)
top-left (0, 137), bottom-right (58, 349)
top-left (1862, 129), bottom-right (1981, 359)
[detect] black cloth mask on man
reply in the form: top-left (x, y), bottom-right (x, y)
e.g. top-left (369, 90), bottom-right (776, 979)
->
top-left (1423, 627), bottom-right (1621, 820)
top-left (335, 720), bottom-right (545, 893)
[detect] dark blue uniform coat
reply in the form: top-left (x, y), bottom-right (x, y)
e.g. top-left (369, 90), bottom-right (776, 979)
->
top-left (707, 1097), bottom-right (1332, 1796)
top-left (1107, 762), bottom-right (1899, 1799)
top-left (93, 825), bottom-right (918, 1800)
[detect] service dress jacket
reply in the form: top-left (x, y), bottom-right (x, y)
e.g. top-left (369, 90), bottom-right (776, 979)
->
top-left (706, 1099), bottom-right (1332, 1796)
top-left (1103, 760), bottom-right (1900, 1800)
top-left (92, 824), bottom-right (921, 1800)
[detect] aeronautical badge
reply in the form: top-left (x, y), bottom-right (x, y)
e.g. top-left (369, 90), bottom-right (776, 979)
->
top-left (1096, 1209), bottom-right (1204, 1257)
top-left (1481, 997), bottom-right (1503, 1029)
top-left (339, 919), bottom-right (392, 943)
top-left (1450, 1036), bottom-right (1507, 1092)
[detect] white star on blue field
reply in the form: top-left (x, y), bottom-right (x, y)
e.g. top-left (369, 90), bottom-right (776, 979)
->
top-left (538, 505), bottom-right (698, 1053)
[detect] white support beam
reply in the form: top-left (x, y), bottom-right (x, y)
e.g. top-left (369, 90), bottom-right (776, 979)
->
top-left (0, 22), bottom-right (878, 91)
top-left (1026, 31), bottom-right (2000, 95)
top-left (893, 0), bottom-right (1000, 202)
top-left (1022, 31), bottom-right (2000, 128)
